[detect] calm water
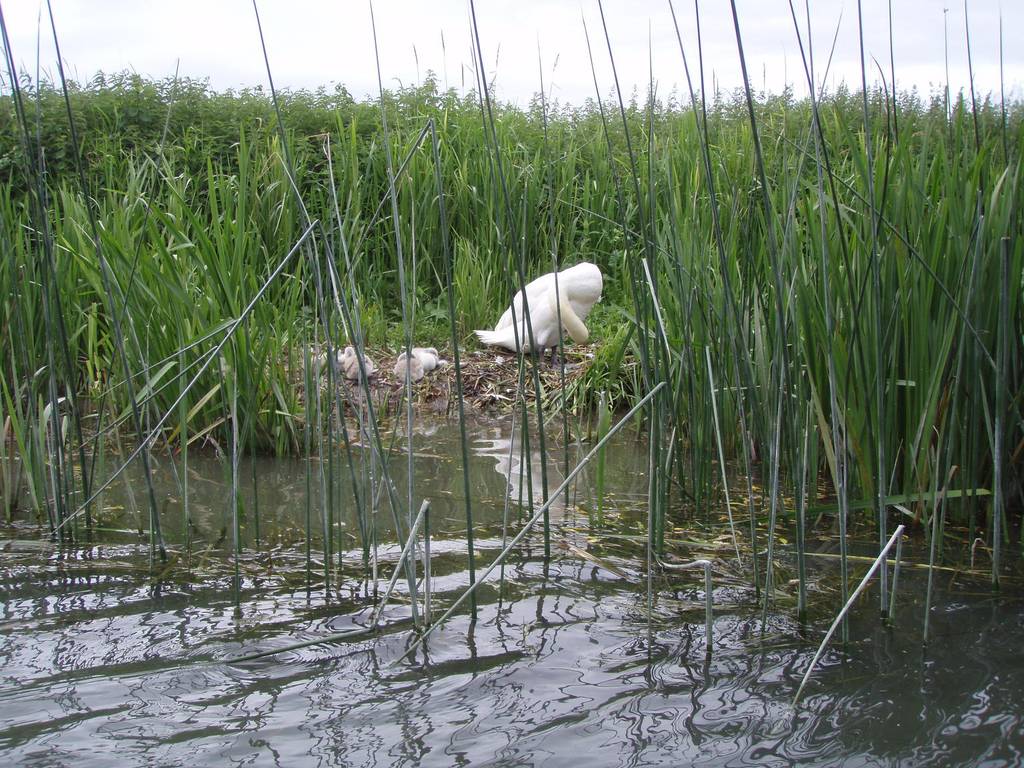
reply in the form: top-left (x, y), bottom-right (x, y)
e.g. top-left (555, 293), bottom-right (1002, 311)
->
top-left (2, 417), bottom-right (1022, 766)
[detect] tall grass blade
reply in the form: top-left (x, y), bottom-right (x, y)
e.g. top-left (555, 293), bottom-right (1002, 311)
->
top-left (794, 525), bottom-right (905, 705)
top-left (430, 119), bottom-right (477, 618)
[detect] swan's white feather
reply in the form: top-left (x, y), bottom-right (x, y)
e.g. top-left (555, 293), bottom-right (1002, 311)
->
top-left (476, 262), bottom-right (603, 352)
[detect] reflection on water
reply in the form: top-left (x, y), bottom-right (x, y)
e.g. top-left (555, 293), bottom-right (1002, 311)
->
top-left (472, 421), bottom-right (570, 518)
top-left (82, 414), bottom-right (649, 549)
top-left (1, 416), bottom-right (1022, 766)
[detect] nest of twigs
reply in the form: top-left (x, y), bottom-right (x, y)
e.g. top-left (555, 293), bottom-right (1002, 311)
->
top-left (300, 345), bottom-right (597, 417)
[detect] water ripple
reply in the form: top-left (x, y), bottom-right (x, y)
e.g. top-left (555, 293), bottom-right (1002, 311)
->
top-left (2, 543), bottom-right (1021, 766)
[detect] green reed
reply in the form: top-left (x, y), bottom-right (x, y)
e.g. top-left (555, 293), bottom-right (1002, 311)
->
top-left (0, 4), bottom-right (1019, 617)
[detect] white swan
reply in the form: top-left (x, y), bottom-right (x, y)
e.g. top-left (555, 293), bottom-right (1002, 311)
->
top-left (394, 351), bottom-right (425, 382)
top-left (474, 262), bottom-right (603, 353)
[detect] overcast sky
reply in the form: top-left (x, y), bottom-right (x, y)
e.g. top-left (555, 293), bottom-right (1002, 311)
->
top-left (2, 1), bottom-right (1021, 106)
